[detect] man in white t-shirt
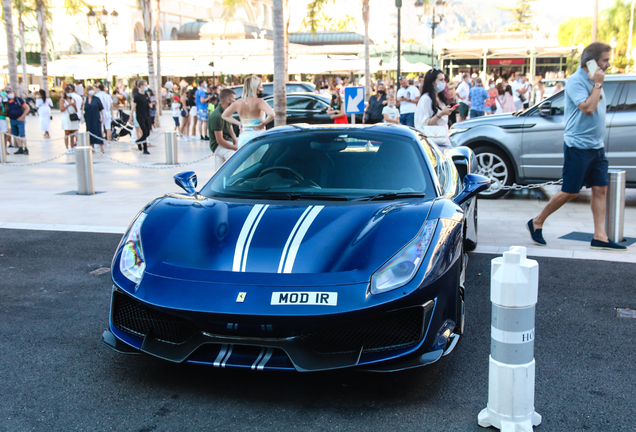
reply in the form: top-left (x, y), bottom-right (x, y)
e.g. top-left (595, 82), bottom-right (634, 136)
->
top-left (456, 73), bottom-right (471, 121)
top-left (75, 82), bottom-right (84, 97)
top-left (96, 84), bottom-right (113, 142)
top-left (396, 77), bottom-right (420, 127)
top-left (165, 78), bottom-right (174, 94)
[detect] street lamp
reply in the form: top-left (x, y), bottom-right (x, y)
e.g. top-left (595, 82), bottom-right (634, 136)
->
top-left (415, 0), bottom-right (445, 68)
top-left (610, 36), bottom-right (617, 72)
top-left (87, 6), bottom-right (118, 85)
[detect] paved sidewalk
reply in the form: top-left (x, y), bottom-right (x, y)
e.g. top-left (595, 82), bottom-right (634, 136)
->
top-left (1, 110), bottom-right (635, 262)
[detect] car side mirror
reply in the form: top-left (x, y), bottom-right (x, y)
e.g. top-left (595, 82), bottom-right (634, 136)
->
top-left (453, 173), bottom-right (491, 206)
top-left (174, 171), bottom-right (197, 195)
top-left (538, 101), bottom-right (552, 117)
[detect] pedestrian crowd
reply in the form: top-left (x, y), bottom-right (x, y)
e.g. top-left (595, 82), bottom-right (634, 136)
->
top-left (0, 66), bottom-right (576, 161)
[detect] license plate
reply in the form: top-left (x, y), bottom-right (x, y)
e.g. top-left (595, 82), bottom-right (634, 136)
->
top-left (271, 292), bottom-right (338, 306)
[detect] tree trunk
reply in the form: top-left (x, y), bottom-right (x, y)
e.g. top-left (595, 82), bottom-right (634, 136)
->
top-left (284, 0), bottom-right (290, 82)
top-left (18, 15), bottom-right (28, 97)
top-left (592, 0), bottom-right (598, 42)
top-left (273, 0), bottom-right (286, 126)
top-left (36, 1), bottom-right (48, 97)
top-left (2, 0), bottom-right (19, 90)
top-left (141, 0), bottom-right (156, 94)
top-left (362, 0), bottom-right (370, 101)
top-left (154, 0), bottom-right (162, 126)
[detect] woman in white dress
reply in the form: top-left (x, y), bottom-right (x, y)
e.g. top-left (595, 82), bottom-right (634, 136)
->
top-left (36, 89), bottom-right (53, 139)
top-left (221, 75), bottom-right (274, 148)
top-left (60, 85), bottom-right (80, 154)
top-left (414, 69), bottom-right (455, 149)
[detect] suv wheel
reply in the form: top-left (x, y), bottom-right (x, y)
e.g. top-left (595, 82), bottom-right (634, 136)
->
top-left (473, 146), bottom-right (515, 199)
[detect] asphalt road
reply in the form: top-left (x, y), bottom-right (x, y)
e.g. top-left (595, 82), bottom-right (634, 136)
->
top-left (1, 229), bottom-right (634, 432)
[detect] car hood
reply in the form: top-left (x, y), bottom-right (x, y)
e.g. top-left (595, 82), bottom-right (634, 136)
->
top-left (139, 195), bottom-right (434, 286)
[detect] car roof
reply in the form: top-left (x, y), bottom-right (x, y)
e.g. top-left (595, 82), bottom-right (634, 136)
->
top-left (603, 74), bottom-right (636, 81)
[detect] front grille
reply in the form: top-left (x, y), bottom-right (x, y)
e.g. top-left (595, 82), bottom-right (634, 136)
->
top-left (301, 307), bottom-right (424, 355)
top-left (112, 291), bottom-right (198, 345)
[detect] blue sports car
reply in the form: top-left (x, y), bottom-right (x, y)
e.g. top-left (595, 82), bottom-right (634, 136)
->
top-left (102, 124), bottom-right (490, 372)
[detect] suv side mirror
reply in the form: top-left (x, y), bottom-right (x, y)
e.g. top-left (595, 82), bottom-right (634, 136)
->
top-left (538, 101), bottom-right (552, 117)
top-left (174, 171), bottom-right (197, 195)
top-left (453, 173), bottom-right (491, 206)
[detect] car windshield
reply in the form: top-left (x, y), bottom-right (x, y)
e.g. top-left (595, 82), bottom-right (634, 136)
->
top-left (200, 130), bottom-right (436, 201)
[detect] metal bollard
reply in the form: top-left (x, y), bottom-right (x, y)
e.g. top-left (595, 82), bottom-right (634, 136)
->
top-left (75, 133), bottom-right (95, 195)
top-left (0, 133), bottom-right (6, 164)
top-left (605, 169), bottom-right (626, 243)
top-left (478, 246), bottom-right (542, 432)
top-left (165, 131), bottom-right (178, 165)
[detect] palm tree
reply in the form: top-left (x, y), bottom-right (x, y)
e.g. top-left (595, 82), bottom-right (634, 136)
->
top-left (140, 0), bottom-right (156, 94)
top-left (14, 0), bottom-right (33, 97)
top-left (273, 0), bottom-right (286, 125)
top-left (154, 0), bottom-right (161, 126)
top-left (35, 0), bottom-right (48, 97)
top-left (2, 0), bottom-right (19, 90)
top-left (307, 0), bottom-right (372, 100)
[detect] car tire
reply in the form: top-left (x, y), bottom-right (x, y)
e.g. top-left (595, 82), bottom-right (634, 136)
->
top-left (473, 146), bottom-right (515, 199)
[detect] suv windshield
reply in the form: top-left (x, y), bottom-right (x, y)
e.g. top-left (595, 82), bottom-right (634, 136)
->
top-left (200, 131), bottom-right (435, 201)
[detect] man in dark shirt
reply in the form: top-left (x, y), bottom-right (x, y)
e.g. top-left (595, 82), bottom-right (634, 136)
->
top-left (4, 85), bottom-right (30, 155)
top-left (208, 88), bottom-right (237, 171)
top-left (127, 79), bottom-right (152, 154)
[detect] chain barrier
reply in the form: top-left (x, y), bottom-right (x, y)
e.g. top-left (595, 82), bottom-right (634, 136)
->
top-left (499, 179), bottom-right (563, 191)
top-left (94, 149), bottom-right (214, 170)
top-left (0, 151), bottom-right (68, 167)
top-left (87, 130), bottom-right (164, 146)
top-left (3, 131), bottom-right (78, 143)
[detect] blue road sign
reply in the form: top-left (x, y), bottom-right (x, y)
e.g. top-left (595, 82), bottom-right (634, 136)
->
top-left (344, 86), bottom-right (365, 114)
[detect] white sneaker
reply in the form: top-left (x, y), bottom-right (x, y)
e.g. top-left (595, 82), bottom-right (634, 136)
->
top-left (65, 149), bottom-right (71, 155)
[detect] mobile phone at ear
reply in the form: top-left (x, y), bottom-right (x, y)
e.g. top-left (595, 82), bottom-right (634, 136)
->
top-left (586, 59), bottom-right (598, 78)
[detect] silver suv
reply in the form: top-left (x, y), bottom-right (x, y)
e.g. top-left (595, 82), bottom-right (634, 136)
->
top-left (449, 74), bottom-right (636, 198)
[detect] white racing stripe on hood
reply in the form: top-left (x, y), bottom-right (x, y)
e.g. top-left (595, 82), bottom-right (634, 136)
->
top-left (233, 204), bottom-right (268, 272)
top-left (280, 206), bottom-right (325, 274)
top-left (277, 206), bottom-right (313, 273)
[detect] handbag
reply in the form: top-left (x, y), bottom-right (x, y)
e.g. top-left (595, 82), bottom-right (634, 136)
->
top-left (67, 103), bottom-right (79, 122)
top-left (422, 125), bottom-right (450, 147)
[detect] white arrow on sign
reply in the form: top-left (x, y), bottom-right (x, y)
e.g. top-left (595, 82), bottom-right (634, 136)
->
top-left (347, 88), bottom-right (364, 113)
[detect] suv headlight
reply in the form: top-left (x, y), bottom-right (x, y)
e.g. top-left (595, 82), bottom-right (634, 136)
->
top-left (370, 219), bottom-right (437, 295)
top-left (120, 213), bottom-right (147, 284)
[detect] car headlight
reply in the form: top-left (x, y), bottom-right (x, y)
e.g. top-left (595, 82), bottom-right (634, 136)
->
top-left (120, 213), bottom-right (147, 284)
top-left (370, 219), bottom-right (438, 295)
top-left (448, 127), bottom-right (469, 137)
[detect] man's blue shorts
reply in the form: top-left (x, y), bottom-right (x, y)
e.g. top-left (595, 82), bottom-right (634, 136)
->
top-left (197, 109), bottom-right (209, 122)
top-left (562, 143), bottom-right (609, 193)
top-left (10, 119), bottom-right (25, 137)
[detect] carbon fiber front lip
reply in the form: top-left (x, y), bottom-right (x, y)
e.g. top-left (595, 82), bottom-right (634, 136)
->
top-left (114, 300), bottom-right (434, 372)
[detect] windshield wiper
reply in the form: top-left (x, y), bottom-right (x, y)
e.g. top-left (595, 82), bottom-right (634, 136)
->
top-left (356, 192), bottom-right (426, 201)
top-left (266, 192), bottom-right (349, 201)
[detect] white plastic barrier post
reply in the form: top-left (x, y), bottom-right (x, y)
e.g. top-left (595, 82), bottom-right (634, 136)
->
top-left (478, 246), bottom-right (542, 432)
top-left (165, 131), bottom-right (178, 165)
top-left (75, 133), bottom-right (95, 195)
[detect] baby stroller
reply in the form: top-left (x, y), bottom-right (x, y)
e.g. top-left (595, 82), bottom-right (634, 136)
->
top-left (26, 97), bottom-right (38, 116)
top-left (111, 110), bottom-right (131, 141)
